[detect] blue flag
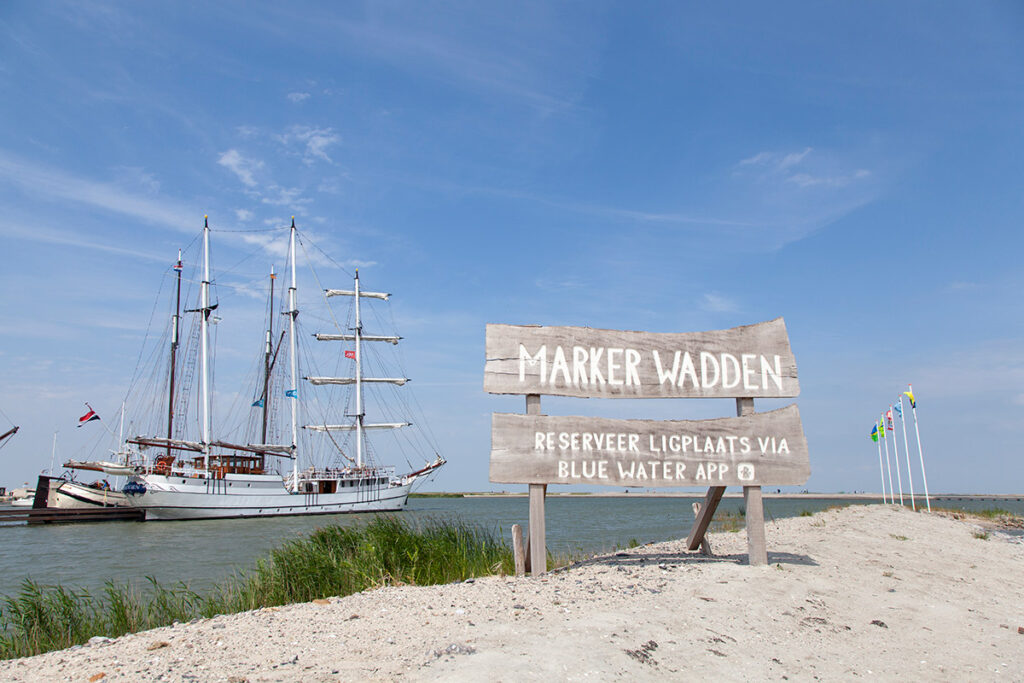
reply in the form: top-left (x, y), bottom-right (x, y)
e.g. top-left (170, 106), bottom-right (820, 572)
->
top-left (251, 398), bottom-right (264, 408)
top-left (892, 402), bottom-right (902, 418)
top-left (285, 389), bottom-right (297, 399)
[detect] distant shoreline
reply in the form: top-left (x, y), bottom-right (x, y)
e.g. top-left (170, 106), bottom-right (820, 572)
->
top-left (412, 491), bottom-right (1024, 500)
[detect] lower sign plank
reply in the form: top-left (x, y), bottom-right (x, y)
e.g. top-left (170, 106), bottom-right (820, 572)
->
top-left (490, 404), bottom-right (810, 487)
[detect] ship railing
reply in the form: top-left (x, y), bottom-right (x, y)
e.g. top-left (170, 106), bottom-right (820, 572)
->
top-left (297, 466), bottom-right (396, 482)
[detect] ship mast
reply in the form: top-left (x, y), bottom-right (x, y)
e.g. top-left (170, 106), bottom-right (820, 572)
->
top-left (287, 218), bottom-right (299, 491)
top-left (354, 270), bottom-right (364, 468)
top-left (166, 250), bottom-right (183, 458)
top-left (261, 266), bottom-right (276, 446)
top-left (200, 217), bottom-right (212, 472)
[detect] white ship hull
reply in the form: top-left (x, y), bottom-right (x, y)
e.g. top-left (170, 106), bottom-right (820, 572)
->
top-left (125, 472), bottom-right (413, 521)
top-left (48, 481), bottom-right (128, 509)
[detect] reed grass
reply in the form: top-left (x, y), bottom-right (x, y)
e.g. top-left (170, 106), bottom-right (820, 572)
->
top-left (0, 516), bottom-right (513, 660)
top-left (930, 506), bottom-right (1021, 521)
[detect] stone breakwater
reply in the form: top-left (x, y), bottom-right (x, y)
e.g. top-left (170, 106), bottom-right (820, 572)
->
top-left (2, 505), bottom-right (1023, 681)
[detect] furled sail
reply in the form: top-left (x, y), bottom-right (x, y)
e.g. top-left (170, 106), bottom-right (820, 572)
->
top-left (325, 289), bottom-right (389, 301)
top-left (304, 422), bottom-right (411, 432)
top-left (63, 460), bottom-right (140, 476)
top-left (314, 333), bottom-right (400, 344)
top-left (305, 376), bottom-right (408, 386)
top-left (129, 436), bottom-right (204, 452)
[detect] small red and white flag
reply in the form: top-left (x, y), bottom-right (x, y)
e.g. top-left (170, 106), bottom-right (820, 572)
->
top-left (78, 404), bottom-right (100, 427)
top-left (344, 350), bottom-right (356, 359)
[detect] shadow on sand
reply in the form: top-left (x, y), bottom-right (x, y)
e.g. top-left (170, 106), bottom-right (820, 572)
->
top-left (559, 548), bottom-right (818, 570)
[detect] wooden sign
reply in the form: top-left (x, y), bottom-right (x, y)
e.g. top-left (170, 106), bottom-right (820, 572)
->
top-left (484, 318), bottom-right (798, 399)
top-left (490, 405), bottom-right (809, 487)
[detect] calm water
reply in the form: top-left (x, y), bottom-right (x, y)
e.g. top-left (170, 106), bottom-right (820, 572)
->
top-left (0, 495), bottom-right (1020, 598)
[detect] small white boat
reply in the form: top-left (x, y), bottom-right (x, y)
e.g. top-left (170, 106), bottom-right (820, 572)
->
top-left (10, 494), bottom-right (34, 508)
top-left (48, 478), bottom-right (129, 509)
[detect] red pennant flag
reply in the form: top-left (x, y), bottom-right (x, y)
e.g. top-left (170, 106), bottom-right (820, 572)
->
top-left (345, 350), bottom-right (356, 359)
top-left (77, 405), bottom-right (100, 427)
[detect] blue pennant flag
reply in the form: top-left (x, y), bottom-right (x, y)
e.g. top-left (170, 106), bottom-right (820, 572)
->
top-left (251, 398), bottom-right (264, 408)
top-left (285, 389), bottom-right (297, 399)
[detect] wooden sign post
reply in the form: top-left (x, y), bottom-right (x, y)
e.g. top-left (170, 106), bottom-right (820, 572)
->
top-left (485, 318), bottom-right (809, 569)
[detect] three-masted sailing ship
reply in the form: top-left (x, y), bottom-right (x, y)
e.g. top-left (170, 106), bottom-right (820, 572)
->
top-left (73, 218), bottom-right (443, 520)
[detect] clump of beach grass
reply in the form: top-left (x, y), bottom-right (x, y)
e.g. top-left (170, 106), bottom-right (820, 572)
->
top-left (710, 509), bottom-right (745, 533)
top-left (0, 516), bottom-right (512, 660)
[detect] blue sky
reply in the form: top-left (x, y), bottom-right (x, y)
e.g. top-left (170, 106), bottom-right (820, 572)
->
top-left (1, 2), bottom-right (1022, 494)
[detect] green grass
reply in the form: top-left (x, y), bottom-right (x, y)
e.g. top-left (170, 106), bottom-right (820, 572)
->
top-left (931, 506), bottom-right (1020, 521)
top-left (0, 516), bottom-right (513, 660)
top-left (709, 509), bottom-right (745, 533)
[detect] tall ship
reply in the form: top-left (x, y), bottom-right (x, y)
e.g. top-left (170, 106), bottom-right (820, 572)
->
top-left (72, 218), bottom-right (443, 520)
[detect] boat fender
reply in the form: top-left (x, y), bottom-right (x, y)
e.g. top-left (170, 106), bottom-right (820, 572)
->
top-left (122, 481), bottom-right (147, 496)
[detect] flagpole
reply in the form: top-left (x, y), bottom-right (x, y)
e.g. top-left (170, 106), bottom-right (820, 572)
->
top-left (889, 406), bottom-right (904, 505)
top-left (898, 395), bottom-right (916, 510)
top-left (908, 384), bottom-right (931, 512)
top-left (881, 413), bottom-right (895, 505)
top-left (876, 428), bottom-right (887, 504)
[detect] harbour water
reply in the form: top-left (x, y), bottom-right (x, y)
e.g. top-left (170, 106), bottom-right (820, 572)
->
top-left (0, 494), bottom-right (1020, 599)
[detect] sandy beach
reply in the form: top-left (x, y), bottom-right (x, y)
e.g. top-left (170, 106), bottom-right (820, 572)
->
top-left (2, 504), bottom-right (1022, 681)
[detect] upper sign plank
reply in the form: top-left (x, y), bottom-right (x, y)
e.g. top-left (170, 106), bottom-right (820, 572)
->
top-left (484, 318), bottom-right (799, 399)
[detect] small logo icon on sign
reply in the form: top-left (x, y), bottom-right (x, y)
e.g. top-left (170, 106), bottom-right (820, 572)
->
top-left (737, 463), bottom-right (755, 481)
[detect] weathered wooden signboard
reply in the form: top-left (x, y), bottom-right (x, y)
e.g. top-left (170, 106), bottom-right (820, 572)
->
top-left (490, 405), bottom-right (809, 487)
top-left (486, 318), bottom-right (810, 573)
top-left (484, 318), bottom-right (799, 399)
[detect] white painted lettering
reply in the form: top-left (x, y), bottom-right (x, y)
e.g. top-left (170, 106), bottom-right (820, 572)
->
top-left (519, 344), bottom-right (546, 383)
top-left (652, 349), bottom-right (680, 386)
top-left (550, 346), bottom-right (571, 386)
top-left (741, 354), bottom-right (758, 391)
top-left (607, 348), bottom-right (623, 385)
top-left (572, 346), bottom-right (589, 386)
top-left (590, 347), bottom-right (605, 386)
top-left (625, 349), bottom-right (642, 386)
top-left (679, 352), bottom-right (699, 388)
top-left (700, 351), bottom-right (720, 388)
top-left (721, 353), bottom-right (741, 389)
top-left (761, 354), bottom-right (783, 392)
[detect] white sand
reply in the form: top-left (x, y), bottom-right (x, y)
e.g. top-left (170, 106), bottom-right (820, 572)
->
top-left (2, 505), bottom-right (1022, 681)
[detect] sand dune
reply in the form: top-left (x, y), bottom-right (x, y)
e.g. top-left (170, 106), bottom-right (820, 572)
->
top-left (2, 505), bottom-right (1022, 681)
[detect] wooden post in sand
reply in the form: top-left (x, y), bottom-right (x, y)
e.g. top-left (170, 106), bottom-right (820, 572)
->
top-left (526, 394), bottom-right (547, 575)
top-left (511, 524), bottom-right (526, 576)
top-left (739, 397), bottom-right (767, 566)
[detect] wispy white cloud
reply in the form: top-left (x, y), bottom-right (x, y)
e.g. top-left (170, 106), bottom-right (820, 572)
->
top-left (217, 149), bottom-right (263, 188)
top-left (738, 151), bottom-right (771, 166)
top-left (260, 185), bottom-right (309, 207)
top-left (727, 146), bottom-right (881, 247)
top-left (286, 92), bottom-right (310, 103)
top-left (3, 219), bottom-right (170, 263)
top-left (274, 125), bottom-right (341, 165)
top-left (734, 147), bottom-right (872, 190)
top-left (778, 147), bottom-right (813, 170)
top-left (700, 292), bottom-right (740, 313)
top-left (242, 3), bottom-right (601, 114)
top-left (787, 168), bottom-right (871, 188)
top-left (0, 150), bottom-right (194, 231)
